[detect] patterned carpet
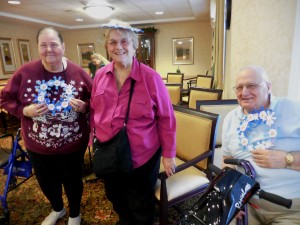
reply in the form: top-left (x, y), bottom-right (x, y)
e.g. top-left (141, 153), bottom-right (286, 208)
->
top-left (0, 115), bottom-right (197, 225)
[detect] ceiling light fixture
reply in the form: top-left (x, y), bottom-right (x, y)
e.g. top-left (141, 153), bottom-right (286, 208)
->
top-left (155, 11), bottom-right (164, 15)
top-left (8, 0), bottom-right (21, 4)
top-left (84, 5), bottom-right (114, 19)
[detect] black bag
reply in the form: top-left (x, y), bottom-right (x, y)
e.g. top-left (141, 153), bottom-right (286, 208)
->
top-left (92, 79), bottom-right (135, 178)
top-left (93, 126), bottom-right (132, 177)
top-left (181, 167), bottom-right (260, 225)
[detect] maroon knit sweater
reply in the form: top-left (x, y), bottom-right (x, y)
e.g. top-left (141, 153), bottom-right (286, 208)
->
top-left (0, 59), bottom-right (93, 154)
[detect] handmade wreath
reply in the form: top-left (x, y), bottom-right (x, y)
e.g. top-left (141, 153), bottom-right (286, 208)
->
top-left (238, 108), bottom-right (277, 151)
top-left (33, 76), bottom-right (78, 115)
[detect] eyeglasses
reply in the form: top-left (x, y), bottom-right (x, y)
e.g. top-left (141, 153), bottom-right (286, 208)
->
top-left (107, 39), bottom-right (131, 47)
top-left (233, 83), bottom-right (264, 93)
top-left (39, 42), bottom-right (60, 50)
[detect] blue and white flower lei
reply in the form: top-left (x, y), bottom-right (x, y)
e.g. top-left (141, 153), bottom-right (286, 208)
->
top-left (238, 108), bottom-right (277, 151)
top-left (33, 76), bottom-right (78, 115)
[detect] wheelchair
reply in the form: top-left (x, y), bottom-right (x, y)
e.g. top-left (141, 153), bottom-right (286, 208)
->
top-left (0, 128), bottom-right (33, 225)
top-left (179, 159), bottom-right (292, 225)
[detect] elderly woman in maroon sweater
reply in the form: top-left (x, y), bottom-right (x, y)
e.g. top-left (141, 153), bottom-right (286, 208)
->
top-left (0, 27), bottom-right (92, 225)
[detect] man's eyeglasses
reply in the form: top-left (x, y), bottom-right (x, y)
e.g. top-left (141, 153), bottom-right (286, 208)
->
top-left (233, 83), bottom-right (264, 93)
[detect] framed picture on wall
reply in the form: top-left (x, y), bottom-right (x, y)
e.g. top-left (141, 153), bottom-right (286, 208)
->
top-left (18, 39), bottom-right (32, 65)
top-left (0, 37), bottom-right (17, 74)
top-left (172, 37), bottom-right (194, 65)
top-left (77, 43), bottom-right (95, 67)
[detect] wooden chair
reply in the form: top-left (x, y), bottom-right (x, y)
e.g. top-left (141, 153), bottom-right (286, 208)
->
top-left (185, 87), bottom-right (223, 109)
top-left (187, 75), bottom-right (214, 89)
top-left (155, 105), bottom-right (219, 225)
top-left (165, 83), bottom-right (183, 105)
top-left (196, 99), bottom-right (238, 167)
top-left (166, 73), bottom-right (184, 84)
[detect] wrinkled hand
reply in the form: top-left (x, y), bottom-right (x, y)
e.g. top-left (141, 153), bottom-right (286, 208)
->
top-left (23, 103), bottom-right (49, 117)
top-left (252, 149), bottom-right (286, 168)
top-left (69, 98), bottom-right (86, 113)
top-left (162, 157), bottom-right (176, 177)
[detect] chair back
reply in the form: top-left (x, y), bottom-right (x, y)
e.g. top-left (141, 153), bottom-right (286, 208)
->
top-left (196, 75), bottom-right (214, 88)
top-left (174, 105), bottom-right (218, 169)
top-left (188, 87), bottom-right (223, 109)
top-left (196, 99), bottom-right (238, 146)
top-left (167, 73), bottom-right (184, 84)
top-left (165, 83), bottom-right (182, 105)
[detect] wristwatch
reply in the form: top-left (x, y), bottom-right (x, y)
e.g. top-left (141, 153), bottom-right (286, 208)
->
top-left (285, 152), bottom-right (294, 168)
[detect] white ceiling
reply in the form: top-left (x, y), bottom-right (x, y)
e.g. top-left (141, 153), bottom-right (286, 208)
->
top-left (0, 0), bottom-right (210, 30)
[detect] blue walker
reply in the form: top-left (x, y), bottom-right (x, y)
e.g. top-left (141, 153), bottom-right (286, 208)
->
top-left (0, 128), bottom-right (33, 225)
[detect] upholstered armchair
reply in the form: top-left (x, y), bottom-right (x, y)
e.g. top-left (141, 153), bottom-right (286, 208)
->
top-left (165, 83), bottom-right (183, 105)
top-left (183, 87), bottom-right (223, 109)
top-left (166, 72), bottom-right (184, 84)
top-left (196, 99), bottom-right (239, 167)
top-left (155, 105), bottom-right (219, 225)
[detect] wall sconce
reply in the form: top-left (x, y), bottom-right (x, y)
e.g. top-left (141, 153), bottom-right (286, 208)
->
top-left (84, 5), bottom-right (114, 19)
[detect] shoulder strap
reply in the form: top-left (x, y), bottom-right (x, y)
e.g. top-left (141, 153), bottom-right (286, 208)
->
top-left (124, 78), bottom-right (136, 126)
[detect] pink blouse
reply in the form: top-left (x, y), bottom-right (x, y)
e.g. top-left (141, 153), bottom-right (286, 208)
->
top-left (90, 58), bottom-right (176, 168)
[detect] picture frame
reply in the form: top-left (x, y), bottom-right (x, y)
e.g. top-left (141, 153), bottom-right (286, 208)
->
top-left (172, 37), bottom-right (194, 65)
top-left (77, 43), bottom-right (95, 67)
top-left (0, 37), bottom-right (17, 74)
top-left (18, 39), bottom-right (32, 65)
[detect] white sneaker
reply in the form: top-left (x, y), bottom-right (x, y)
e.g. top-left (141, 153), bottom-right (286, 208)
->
top-left (41, 208), bottom-right (66, 225)
top-left (68, 214), bottom-right (81, 225)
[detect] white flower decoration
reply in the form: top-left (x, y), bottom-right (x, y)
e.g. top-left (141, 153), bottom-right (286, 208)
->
top-left (247, 114), bottom-right (255, 121)
top-left (40, 84), bottom-right (48, 91)
top-left (54, 80), bottom-right (61, 87)
top-left (240, 122), bottom-right (248, 132)
top-left (259, 111), bottom-right (267, 120)
top-left (241, 138), bottom-right (248, 146)
top-left (238, 109), bottom-right (277, 151)
top-left (61, 101), bottom-right (69, 108)
top-left (269, 129), bottom-right (277, 137)
top-left (38, 95), bottom-right (45, 102)
top-left (48, 104), bottom-right (55, 110)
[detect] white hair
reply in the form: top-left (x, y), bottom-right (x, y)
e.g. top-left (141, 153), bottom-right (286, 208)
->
top-left (239, 65), bottom-right (270, 83)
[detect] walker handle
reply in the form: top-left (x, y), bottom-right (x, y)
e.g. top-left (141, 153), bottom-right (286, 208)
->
top-left (223, 158), bottom-right (245, 165)
top-left (208, 163), bottom-right (222, 175)
top-left (258, 190), bottom-right (292, 209)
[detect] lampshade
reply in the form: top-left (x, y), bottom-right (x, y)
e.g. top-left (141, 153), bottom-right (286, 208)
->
top-left (85, 5), bottom-right (114, 19)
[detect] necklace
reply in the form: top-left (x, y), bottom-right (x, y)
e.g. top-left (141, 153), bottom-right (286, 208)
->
top-left (33, 63), bottom-right (77, 115)
top-left (238, 107), bottom-right (277, 151)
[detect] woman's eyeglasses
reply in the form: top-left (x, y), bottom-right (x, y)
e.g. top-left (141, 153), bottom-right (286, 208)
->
top-left (107, 39), bottom-right (131, 47)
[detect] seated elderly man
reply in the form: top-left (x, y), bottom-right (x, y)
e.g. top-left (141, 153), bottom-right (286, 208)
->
top-left (222, 66), bottom-right (300, 225)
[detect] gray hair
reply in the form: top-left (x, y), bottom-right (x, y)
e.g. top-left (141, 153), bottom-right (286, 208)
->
top-left (104, 20), bottom-right (138, 51)
top-left (239, 65), bottom-right (270, 83)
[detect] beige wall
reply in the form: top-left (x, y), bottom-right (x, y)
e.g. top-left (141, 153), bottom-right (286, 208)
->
top-left (154, 21), bottom-right (212, 78)
top-left (62, 28), bottom-right (107, 74)
top-left (0, 20), bottom-right (212, 80)
top-left (225, 0), bottom-right (297, 98)
top-left (0, 22), bottom-right (39, 79)
top-left (62, 21), bottom-right (212, 78)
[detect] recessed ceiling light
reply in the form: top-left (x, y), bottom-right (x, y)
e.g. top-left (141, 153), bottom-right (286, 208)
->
top-left (8, 1), bottom-right (20, 4)
top-left (155, 11), bottom-right (164, 15)
top-left (76, 18), bottom-right (84, 22)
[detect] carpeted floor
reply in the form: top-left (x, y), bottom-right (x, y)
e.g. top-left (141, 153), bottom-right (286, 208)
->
top-left (0, 116), bottom-right (199, 225)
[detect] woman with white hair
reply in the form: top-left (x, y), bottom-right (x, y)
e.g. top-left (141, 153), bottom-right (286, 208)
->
top-left (90, 20), bottom-right (176, 225)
